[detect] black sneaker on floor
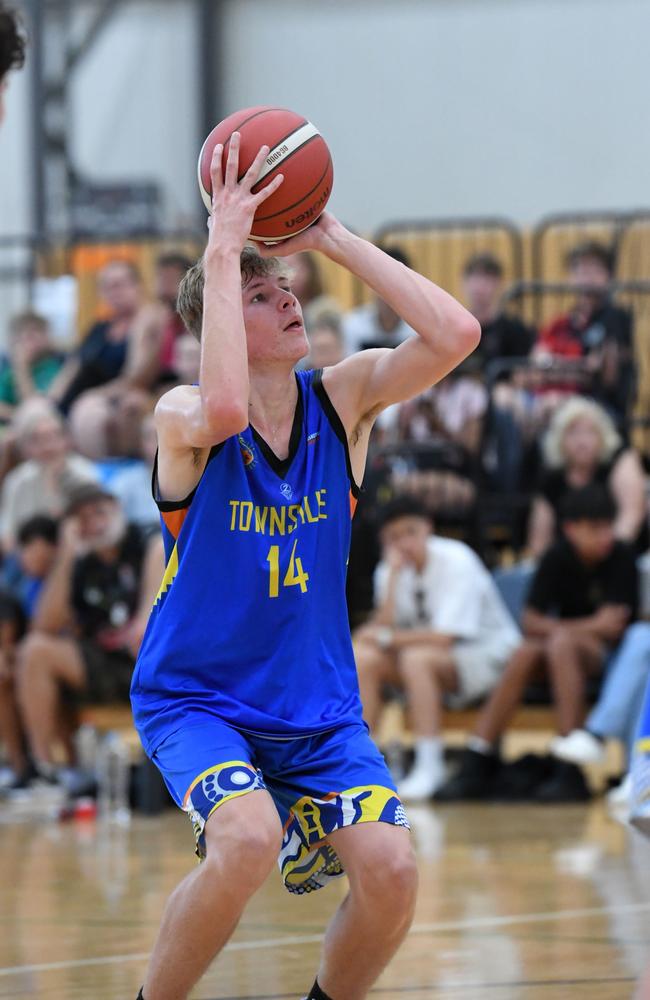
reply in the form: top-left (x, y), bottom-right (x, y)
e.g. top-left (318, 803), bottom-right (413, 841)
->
top-left (433, 748), bottom-right (500, 801)
top-left (534, 759), bottom-right (591, 802)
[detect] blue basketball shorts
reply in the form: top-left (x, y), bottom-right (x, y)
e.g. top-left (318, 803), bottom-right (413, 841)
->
top-left (151, 718), bottom-right (410, 894)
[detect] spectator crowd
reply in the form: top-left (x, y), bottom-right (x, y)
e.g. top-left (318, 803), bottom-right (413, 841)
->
top-left (0, 238), bottom-right (648, 815)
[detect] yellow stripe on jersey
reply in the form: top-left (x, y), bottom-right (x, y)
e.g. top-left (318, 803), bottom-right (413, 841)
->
top-left (155, 542), bottom-right (179, 606)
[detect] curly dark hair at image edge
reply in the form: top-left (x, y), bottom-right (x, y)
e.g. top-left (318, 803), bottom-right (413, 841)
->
top-left (0, 3), bottom-right (26, 79)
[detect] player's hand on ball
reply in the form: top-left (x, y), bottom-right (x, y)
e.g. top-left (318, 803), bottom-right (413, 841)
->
top-left (258, 211), bottom-right (345, 258)
top-left (207, 133), bottom-right (285, 254)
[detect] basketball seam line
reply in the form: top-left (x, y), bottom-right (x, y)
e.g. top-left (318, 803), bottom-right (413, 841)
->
top-left (254, 147), bottom-right (331, 224)
top-left (199, 106), bottom-right (288, 187)
top-left (246, 121), bottom-right (316, 184)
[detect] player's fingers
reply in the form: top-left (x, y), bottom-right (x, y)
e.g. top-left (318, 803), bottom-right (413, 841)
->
top-left (243, 145), bottom-right (270, 190)
top-left (253, 172), bottom-right (284, 206)
top-left (209, 144), bottom-right (224, 193)
top-left (224, 132), bottom-right (241, 187)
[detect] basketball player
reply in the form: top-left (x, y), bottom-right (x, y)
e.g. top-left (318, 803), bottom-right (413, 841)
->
top-left (0, 3), bottom-right (25, 126)
top-left (131, 134), bottom-right (480, 1000)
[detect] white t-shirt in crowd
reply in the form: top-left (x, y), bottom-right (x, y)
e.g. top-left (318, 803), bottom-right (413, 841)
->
top-left (374, 535), bottom-right (521, 650)
top-left (342, 303), bottom-right (417, 355)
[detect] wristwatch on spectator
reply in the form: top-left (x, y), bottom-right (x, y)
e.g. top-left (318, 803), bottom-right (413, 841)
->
top-left (375, 626), bottom-right (394, 650)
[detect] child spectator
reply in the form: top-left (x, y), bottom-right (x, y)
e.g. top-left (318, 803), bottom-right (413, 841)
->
top-left (527, 396), bottom-right (646, 557)
top-left (534, 241), bottom-right (634, 420)
top-left (0, 312), bottom-right (65, 421)
top-left (342, 246), bottom-right (418, 352)
top-left (354, 497), bottom-right (520, 800)
top-left (437, 485), bottom-right (638, 801)
top-left (0, 517), bottom-right (58, 790)
top-left (17, 484), bottom-right (164, 782)
top-left (0, 399), bottom-right (97, 551)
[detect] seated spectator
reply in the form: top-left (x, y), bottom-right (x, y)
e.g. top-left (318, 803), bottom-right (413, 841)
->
top-left (354, 497), bottom-right (520, 801)
top-left (0, 399), bottom-right (97, 551)
top-left (527, 396), bottom-right (647, 557)
top-left (52, 259), bottom-right (148, 413)
top-left (534, 241), bottom-right (634, 420)
top-left (0, 516), bottom-right (59, 789)
top-left (304, 314), bottom-right (346, 370)
top-left (437, 485), bottom-right (638, 801)
top-left (153, 252), bottom-right (194, 377)
top-left (169, 330), bottom-right (201, 387)
top-left (108, 413), bottom-right (159, 532)
top-left (17, 484), bottom-right (164, 782)
top-left (553, 621), bottom-right (650, 771)
top-left (342, 246), bottom-right (417, 352)
top-left (462, 252), bottom-right (534, 368)
top-left (0, 312), bottom-right (65, 422)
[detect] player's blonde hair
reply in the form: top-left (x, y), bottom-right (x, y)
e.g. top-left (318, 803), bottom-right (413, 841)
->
top-left (542, 395), bottom-right (622, 469)
top-left (178, 248), bottom-right (291, 342)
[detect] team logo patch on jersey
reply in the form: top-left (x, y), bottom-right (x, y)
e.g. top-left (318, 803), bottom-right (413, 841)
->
top-left (238, 436), bottom-right (257, 469)
top-left (280, 482), bottom-right (293, 500)
top-left (307, 432), bottom-right (320, 445)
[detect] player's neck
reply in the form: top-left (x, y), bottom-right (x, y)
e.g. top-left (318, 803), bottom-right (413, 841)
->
top-left (247, 365), bottom-right (298, 442)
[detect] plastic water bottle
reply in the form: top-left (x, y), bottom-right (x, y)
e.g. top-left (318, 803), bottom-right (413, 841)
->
top-left (97, 731), bottom-right (131, 824)
top-left (75, 723), bottom-right (99, 779)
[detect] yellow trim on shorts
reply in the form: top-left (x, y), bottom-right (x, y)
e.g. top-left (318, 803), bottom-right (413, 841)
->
top-left (637, 737), bottom-right (650, 753)
top-left (182, 759), bottom-right (256, 808)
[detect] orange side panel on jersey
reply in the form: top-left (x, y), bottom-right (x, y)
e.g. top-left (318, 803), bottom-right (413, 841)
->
top-left (161, 507), bottom-right (189, 540)
top-left (349, 492), bottom-right (358, 518)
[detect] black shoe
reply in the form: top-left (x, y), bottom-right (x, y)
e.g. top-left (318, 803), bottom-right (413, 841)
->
top-left (433, 748), bottom-right (500, 801)
top-left (534, 759), bottom-right (591, 802)
top-left (494, 753), bottom-right (558, 801)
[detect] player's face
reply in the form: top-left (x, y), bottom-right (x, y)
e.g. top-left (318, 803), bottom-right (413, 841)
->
top-left (242, 275), bottom-right (308, 365)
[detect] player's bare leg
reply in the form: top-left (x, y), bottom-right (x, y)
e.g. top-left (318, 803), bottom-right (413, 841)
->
top-left (142, 790), bottom-right (281, 1000)
top-left (315, 823), bottom-right (417, 1000)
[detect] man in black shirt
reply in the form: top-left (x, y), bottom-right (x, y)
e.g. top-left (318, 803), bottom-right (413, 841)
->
top-left (462, 252), bottom-right (534, 369)
top-left (17, 484), bottom-right (163, 779)
top-left (436, 485), bottom-right (638, 799)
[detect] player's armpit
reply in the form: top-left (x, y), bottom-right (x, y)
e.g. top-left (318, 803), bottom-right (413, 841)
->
top-left (154, 383), bottom-right (246, 452)
top-left (325, 334), bottom-right (477, 429)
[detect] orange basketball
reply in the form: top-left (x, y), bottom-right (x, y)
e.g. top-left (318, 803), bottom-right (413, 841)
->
top-left (197, 106), bottom-right (333, 242)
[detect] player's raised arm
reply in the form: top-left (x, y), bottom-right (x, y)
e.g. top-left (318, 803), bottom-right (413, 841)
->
top-left (155, 135), bottom-right (285, 455)
top-left (262, 213), bottom-right (481, 426)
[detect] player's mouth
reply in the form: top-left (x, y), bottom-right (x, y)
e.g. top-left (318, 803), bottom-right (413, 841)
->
top-left (283, 318), bottom-right (303, 332)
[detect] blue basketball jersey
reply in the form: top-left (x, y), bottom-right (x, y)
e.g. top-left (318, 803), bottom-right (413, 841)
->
top-left (131, 369), bottom-right (363, 755)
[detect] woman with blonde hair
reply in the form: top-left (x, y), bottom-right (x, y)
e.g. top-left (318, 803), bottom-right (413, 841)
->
top-left (527, 395), bottom-right (646, 557)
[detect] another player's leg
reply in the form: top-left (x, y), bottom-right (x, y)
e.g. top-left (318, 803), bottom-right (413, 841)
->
top-left (315, 822), bottom-right (417, 1000)
top-left (142, 789), bottom-right (281, 1000)
top-left (395, 642), bottom-right (457, 799)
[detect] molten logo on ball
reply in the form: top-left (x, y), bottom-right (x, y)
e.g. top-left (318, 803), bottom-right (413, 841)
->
top-left (285, 185), bottom-right (332, 230)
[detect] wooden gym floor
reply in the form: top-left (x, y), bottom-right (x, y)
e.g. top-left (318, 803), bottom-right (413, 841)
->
top-left (1, 799), bottom-right (650, 1000)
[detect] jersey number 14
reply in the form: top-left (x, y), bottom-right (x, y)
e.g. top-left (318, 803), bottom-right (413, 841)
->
top-left (266, 539), bottom-right (309, 598)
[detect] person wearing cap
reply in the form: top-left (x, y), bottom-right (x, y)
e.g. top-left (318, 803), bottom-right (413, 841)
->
top-left (16, 484), bottom-right (164, 782)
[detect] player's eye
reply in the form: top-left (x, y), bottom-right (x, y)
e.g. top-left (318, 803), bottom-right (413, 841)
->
top-left (251, 293), bottom-right (266, 303)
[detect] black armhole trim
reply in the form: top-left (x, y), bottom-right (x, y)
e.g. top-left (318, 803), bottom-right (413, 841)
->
top-left (312, 369), bottom-right (361, 499)
top-left (151, 442), bottom-right (226, 513)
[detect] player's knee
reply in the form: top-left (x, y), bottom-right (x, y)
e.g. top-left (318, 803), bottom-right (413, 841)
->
top-left (350, 836), bottom-right (418, 916)
top-left (204, 809), bottom-right (280, 889)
